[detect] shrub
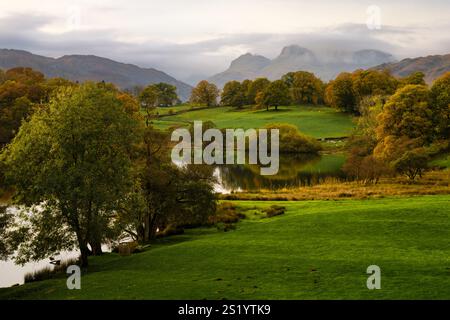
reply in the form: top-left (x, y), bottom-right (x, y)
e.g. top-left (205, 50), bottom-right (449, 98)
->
top-left (343, 153), bottom-right (392, 184)
top-left (118, 241), bottom-right (139, 256)
top-left (392, 148), bottom-right (429, 180)
top-left (24, 258), bottom-right (79, 283)
top-left (264, 205), bottom-right (286, 218)
top-left (216, 223), bottom-right (236, 232)
top-left (208, 202), bottom-right (245, 225)
top-left (264, 123), bottom-right (322, 154)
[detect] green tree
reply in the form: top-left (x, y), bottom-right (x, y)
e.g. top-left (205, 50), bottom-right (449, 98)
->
top-left (117, 125), bottom-right (216, 243)
top-left (260, 80), bottom-right (290, 111)
top-left (221, 81), bottom-right (246, 108)
top-left (1, 83), bottom-right (140, 266)
top-left (0, 205), bottom-right (12, 260)
top-left (154, 83), bottom-right (178, 107)
top-left (429, 72), bottom-right (450, 138)
top-left (139, 83), bottom-right (178, 109)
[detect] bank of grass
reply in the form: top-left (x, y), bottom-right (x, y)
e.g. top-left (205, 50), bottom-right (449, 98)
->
top-left (222, 170), bottom-right (450, 201)
top-left (1, 195), bottom-right (449, 300)
top-left (152, 105), bottom-right (355, 139)
top-left (430, 152), bottom-right (450, 169)
top-left (153, 104), bottom-right (208, 116)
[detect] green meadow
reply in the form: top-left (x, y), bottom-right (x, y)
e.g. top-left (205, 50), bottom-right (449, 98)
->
top-left (2, 195), bottom-right (449, 300)
top-left (152, 105), bottom-right (355, 139)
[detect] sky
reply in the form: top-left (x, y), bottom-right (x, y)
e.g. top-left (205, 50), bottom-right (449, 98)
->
top-left (1, 0), bottom-right (450, 84)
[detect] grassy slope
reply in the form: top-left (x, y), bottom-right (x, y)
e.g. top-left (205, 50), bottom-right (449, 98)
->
top-left (431, 153), bottom-right (450, 168)
top-left (1, 195), bottom-right (449, 300)
top-left (152, 106), bottom-right (355, 139)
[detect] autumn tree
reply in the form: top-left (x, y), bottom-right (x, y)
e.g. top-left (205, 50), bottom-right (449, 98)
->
top-left (284, 71), bottom-right (324, 105)
top-left (139, 83), bottom-right (178, 109)
top-left (190, 80), bottom-right (219, 107)
top-left (0, 83), bottom-right (140, 266)
top-left (351, 69), bottom-right (398, 102)
top-left (0, 69), bottom-right (6, 84)
top-left (0, 67), bottom-right (49, 147)
top-left (241, 79), bottom-right (252, 105)
top-left (376, 85), bottom-right (433, 143)
top-left (325, 72), bottom-right (356, 113)
top-left (247, 78), bottom-right (270, 105)
top-left (260, 80), bottom-right (290, 111)
top-left (221, 80), bottom-right (246, 108)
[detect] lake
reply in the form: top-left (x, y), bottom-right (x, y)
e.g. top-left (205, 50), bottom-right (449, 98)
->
top-left (214, 153), bottom-right (347, 193)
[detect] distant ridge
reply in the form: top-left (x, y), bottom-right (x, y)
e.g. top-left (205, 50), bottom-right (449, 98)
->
top-left (372, 53), bottom-right (450, 83)
top-left (209, 45), bottom-right (396, 87)
top-left (0, 49), bottom-right (193, 101)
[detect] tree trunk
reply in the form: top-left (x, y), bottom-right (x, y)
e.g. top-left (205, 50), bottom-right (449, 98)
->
top-left (89, 240), bottom-right (103, 256)
top-left (79, 245), bottom-right (89, 267)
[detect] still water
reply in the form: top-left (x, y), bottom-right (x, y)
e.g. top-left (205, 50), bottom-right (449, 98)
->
top-left (214, 153), bottom-right (346, 193)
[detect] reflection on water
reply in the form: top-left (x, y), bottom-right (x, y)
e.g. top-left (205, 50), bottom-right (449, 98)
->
top-left (215, 153), bottom-right (346, 192)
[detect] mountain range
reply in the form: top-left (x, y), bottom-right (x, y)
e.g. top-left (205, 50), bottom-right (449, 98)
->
top-left (2, 48), bottom-right (450, 98)
top-left (209, 45), bottom-right (396, 87)
top-left (372, 53), bottom-right (450, 84)
top-left (0, 49), bottom-right (193, 101)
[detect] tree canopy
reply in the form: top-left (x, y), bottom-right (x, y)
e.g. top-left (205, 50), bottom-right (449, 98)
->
top-left (190, 80), bottom-right (219, 107)
top-left (221, 81), bottom-right (246, 108)
top-left (260, 80), bottom-right (290, 111)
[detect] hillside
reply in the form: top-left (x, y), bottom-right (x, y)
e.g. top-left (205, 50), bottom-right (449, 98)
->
top-left (1, 196), bottom-right (449, 299)
top-left (209, 45), bottom-right (395, 87)
top-left (152, 105), bottom-right (355, 138)
top-left (373, 53), bottom-right (450, 83)
top-left (0, 49), bottom-right (193, 101)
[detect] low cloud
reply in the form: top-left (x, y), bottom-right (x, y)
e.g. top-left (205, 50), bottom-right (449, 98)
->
top-left (1, 13), bottom-right (449, 84)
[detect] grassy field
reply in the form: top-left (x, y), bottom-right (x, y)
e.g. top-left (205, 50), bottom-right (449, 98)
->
top-left (1, 195), bottom-right (449, 300)
top-left (152, 105), bottom-right (355, 139)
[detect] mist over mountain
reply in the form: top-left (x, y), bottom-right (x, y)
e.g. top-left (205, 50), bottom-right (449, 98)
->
top-left (209, 45), bottom-right (396, 87)
top-left (208, 53), bottom-right (271, 87)
top-left (372, 53), bottom-right (450, 84)
top-left (0, 49), bottom-right (193, 101)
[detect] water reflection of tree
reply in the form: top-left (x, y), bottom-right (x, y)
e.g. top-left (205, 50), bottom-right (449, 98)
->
top-left (217, 154), bottom-right (346, 191)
